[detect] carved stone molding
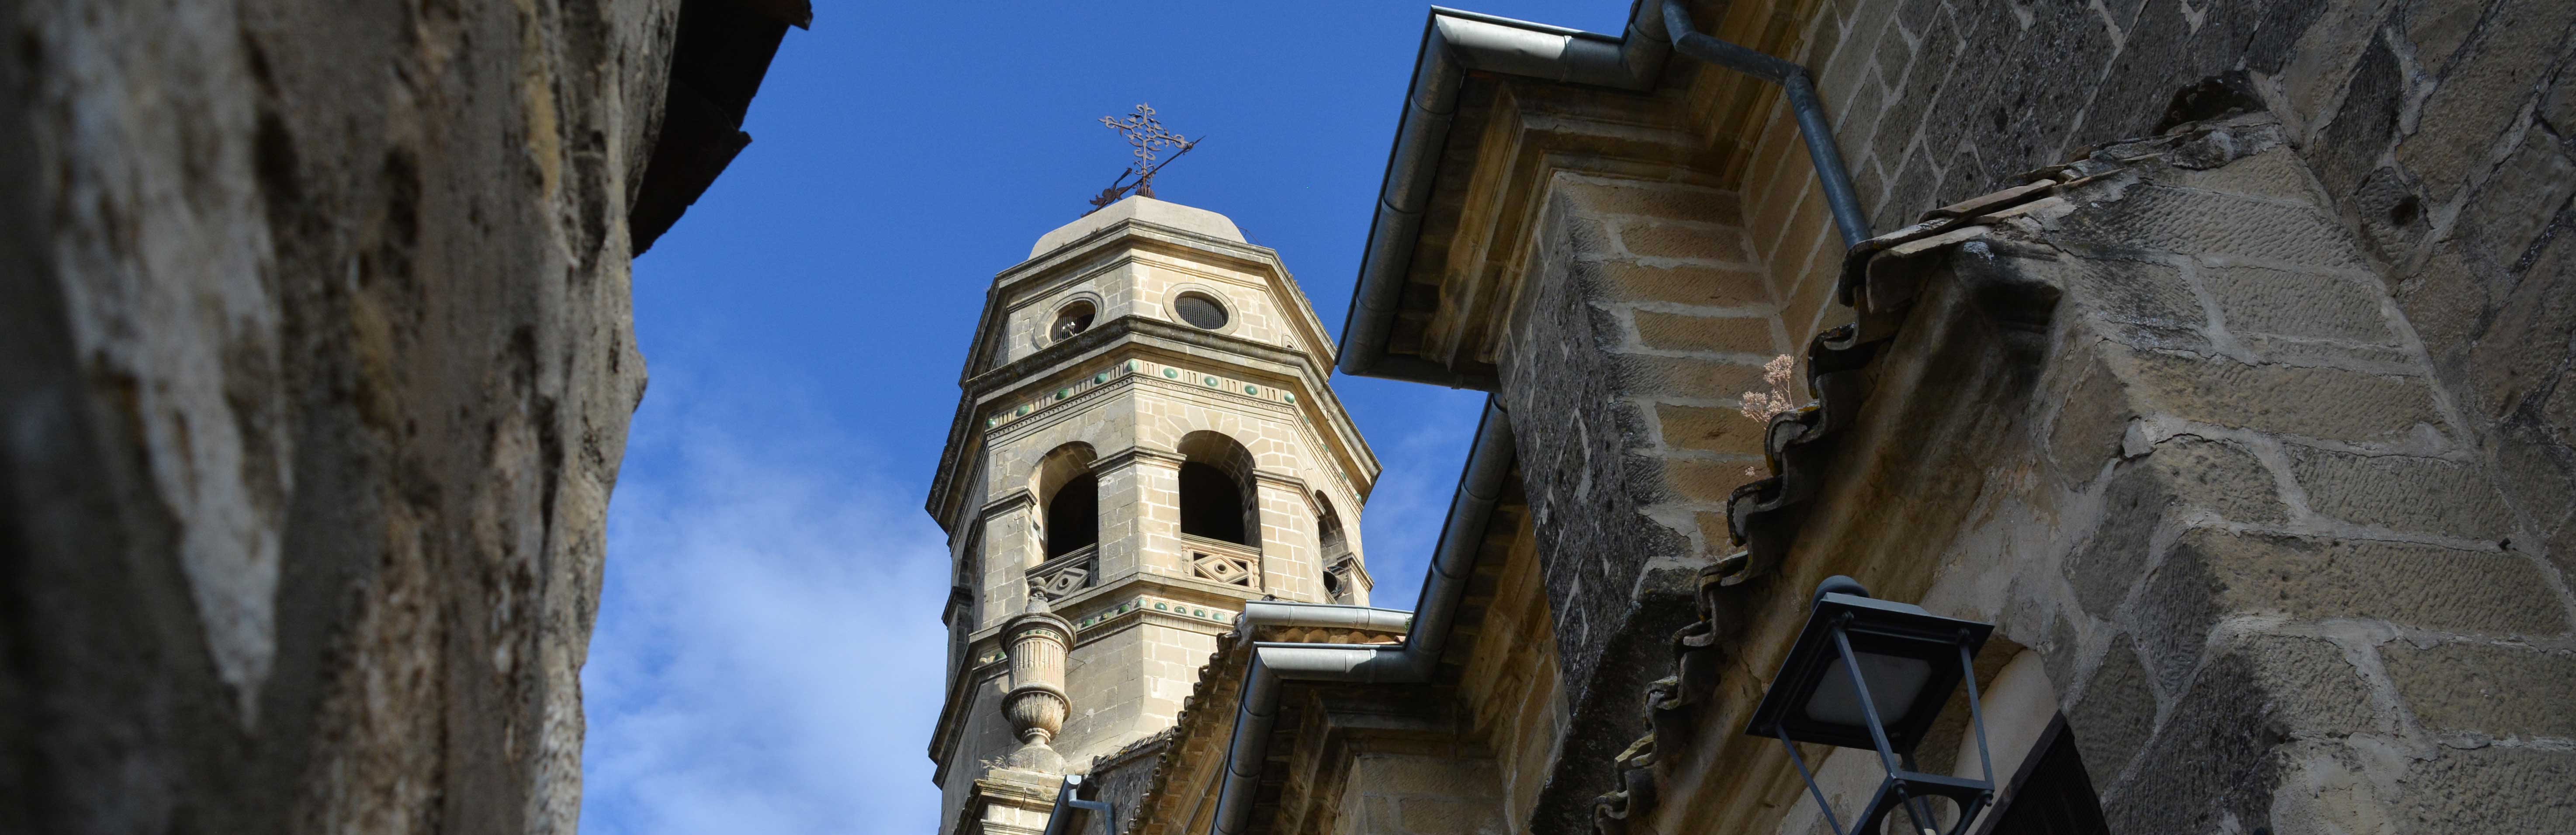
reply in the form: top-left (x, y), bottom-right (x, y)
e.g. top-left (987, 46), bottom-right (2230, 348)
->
top-left (1182, 535), bottom-right (1261, 589)
top-left (1027, 544), bottom-right (1099, 601)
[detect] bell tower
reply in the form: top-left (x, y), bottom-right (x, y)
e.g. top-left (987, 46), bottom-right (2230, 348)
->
top-left (923, 196), bottom-right (1379, 835)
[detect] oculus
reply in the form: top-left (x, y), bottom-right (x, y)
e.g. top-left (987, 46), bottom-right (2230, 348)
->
top-left (1050, 300), bottom-right (1097, 342)
top-left (1172, 292), bottom-right (1229, 330)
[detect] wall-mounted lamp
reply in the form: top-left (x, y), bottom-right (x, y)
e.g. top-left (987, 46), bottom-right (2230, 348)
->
top-left (1745, 576), bottom-right (1997, 835)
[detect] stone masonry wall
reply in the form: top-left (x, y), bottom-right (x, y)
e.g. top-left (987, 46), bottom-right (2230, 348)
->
top-left (1638, 117), bottom-right (2575, 835)
top-left (1715, 0), bottom-right (2576, 820)
top-left (1738, 0), bottom-right (2576, 508)
top-left (1330, 754), bottom-right (1510, 835)
top-left (1, 1), bottom-right (675, 832)
top-left (1496, 173), bottom-right (1785, 835)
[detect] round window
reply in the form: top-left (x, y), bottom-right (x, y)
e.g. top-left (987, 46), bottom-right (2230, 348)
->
top-left (1050, 301), bottom-right (1096, 342)
top-left (1172, 292), bottom-right (1229, 330)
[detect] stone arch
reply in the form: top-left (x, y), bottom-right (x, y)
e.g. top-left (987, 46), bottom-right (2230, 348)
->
top-left (1030, 442), bottom-right (1098, 559)
top-left (1175, 430), bottom-right (1257, 547)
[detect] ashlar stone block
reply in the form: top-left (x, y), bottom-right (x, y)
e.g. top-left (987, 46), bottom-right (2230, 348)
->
top-left (2382, 641), bottom-right (2576, 739)
top-left (2104, 345), bottom-right (2446, 445)
top-left (2285, 445), bottom-right (2515, 541)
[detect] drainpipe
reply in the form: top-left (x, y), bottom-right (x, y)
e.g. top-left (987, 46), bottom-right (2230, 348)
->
top-left (1659, 2), bottom-right (1870, 248)
top-left (1340, 1), bottom-right (1873, 386)
top-left (1339, 5), bottom-right (1671, 386)
top-left (1042, 773), bottom-right (1119, 835)
top-left (1206, 398), bottom-right (1516, 835)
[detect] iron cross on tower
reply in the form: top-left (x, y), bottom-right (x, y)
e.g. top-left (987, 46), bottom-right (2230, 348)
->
top-left (1088, 104), bottom-right (1201, 213)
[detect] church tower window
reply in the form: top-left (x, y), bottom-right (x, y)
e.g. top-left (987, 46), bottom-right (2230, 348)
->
top-left (1033, 443), bottom-right (1101, 558)
top-left (1044, 474), bottom-right (1098, 558)
top-left (1175, 431), bottom-right (1255, 546)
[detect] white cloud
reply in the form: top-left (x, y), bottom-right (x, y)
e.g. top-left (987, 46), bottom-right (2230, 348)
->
top-left (581, 369), bottom-right (952, 835)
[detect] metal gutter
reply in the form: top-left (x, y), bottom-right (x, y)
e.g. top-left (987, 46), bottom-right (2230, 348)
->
top-left (1205, 397), bottom-right (1515, 835)
top-left (1337, 3), bottom-right (1672, 387)
top-left (1338, 0), bottom-right (1873, 386)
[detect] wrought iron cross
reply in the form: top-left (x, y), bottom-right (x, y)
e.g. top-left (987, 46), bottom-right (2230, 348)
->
top-left (1089, 104), bottom-right (1201, 212)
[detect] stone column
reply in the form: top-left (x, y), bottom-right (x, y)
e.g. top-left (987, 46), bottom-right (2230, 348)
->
top-left (1001, 594), bottom-right (1074, 773)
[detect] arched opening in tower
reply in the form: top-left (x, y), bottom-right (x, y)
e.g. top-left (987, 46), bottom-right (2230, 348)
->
top-left (1030, 442), bottom-right (1101, 560)
top-left (1045, 473), bottom-right (1099, 558)
top-left (1178, 462), bottom-right (1247, 544)
top-left (1175, 430), bottom-right (1258, 548)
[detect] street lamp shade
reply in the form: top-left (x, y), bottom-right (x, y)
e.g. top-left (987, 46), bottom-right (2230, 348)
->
top-left (1744, 576), bottom-right (1999, 835)
top-left (1745, 580), bottom-right (1992, 752)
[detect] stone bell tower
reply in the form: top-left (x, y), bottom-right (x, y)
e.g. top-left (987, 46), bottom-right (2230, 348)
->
top-left (923, 196), bottom-right (1380, 835)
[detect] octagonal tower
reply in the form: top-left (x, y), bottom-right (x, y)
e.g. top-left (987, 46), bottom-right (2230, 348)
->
top-left (923, 196), bottom-right (1380, 835)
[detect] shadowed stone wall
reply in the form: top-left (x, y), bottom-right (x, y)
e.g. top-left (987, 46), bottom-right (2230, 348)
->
top-left (1625, 114), bottom-right (2575, 835)
top-left (1467, 1), bottom-right (2576, 832)
top-left (0, 0), bottom-right (686, 832)
top-left (1498, 173), bottom-right (1782, 835)
top-left (1742, 0), bottom-right (2576, 545)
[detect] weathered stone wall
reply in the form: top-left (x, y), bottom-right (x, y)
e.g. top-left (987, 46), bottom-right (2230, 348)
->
top-left (1274, 2), bottom-right (2569, 833)
top-left (1728, 0), bottom-right (2576, 820)
top-left (0, 0), bottom-right (676, 832)
top-left (1496, 173), bottom-right (1783, 834)
top-left (1640, 116), bottom-right (2576, 835)
top-left (1744, 0), bottom-right (2576, 462)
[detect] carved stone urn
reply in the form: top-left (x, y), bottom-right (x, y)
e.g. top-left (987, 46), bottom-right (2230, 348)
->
top-left (1001, 587), bottom-right (1075, 772)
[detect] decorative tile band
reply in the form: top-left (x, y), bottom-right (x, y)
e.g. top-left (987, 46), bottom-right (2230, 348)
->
top-left (983, 358), bottom-right (1302, 431)
top-left (1072, 595), bottom-right (1235, 631)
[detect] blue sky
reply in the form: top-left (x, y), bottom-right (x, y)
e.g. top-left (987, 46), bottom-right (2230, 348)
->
top-left (578, 3), bottom-right (1632, 833)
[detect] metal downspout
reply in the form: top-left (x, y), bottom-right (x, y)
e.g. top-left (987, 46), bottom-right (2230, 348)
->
top-left (1203, 399), bottom-right (1517, 835)
top-left (1659, 2), bottom-right (1870, 248)
top-left (1042, 773), bottom-right (1121, 835)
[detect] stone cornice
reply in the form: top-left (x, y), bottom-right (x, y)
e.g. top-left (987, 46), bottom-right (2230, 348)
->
top-left (980, 489), bottom-right (1035, 518)
top-left (1250, 469), bottom-right (1310, 495)
top-left (1094, 446), bottom-right (1184, 472)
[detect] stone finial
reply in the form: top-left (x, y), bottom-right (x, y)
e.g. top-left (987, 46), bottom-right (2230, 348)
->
top-left (1000, 600), bottom-right (1075, 773)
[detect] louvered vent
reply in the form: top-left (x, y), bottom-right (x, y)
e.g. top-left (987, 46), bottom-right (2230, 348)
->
top-left (1173, 293), bottom-right (1229, 329)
